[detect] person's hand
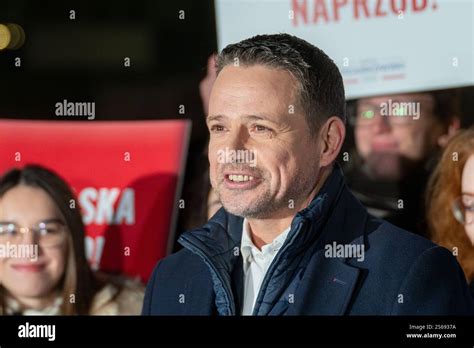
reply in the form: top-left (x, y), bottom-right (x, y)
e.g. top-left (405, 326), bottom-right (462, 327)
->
top-left (437, 118), bottom-right (461, 147)
top-left (199, 54), bottom-right (217, 116)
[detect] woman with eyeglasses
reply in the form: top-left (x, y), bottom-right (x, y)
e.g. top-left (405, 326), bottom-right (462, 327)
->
top-left (426, 128), bottom-right (474, 290)
top-left (0, 165), bottom-right (144, 315)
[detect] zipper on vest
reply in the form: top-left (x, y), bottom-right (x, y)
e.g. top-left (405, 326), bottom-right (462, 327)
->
top-left (179, 235), bottom-right (236, 315)
top-left (251, 219), bottom-right (307, 315)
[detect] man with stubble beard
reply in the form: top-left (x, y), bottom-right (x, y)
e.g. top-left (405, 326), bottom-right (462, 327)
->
top-left (142, 34), bottom-right (473, 315)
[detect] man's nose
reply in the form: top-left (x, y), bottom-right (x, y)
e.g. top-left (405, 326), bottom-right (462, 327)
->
top-left (227, 126), bottom-right (249, 151)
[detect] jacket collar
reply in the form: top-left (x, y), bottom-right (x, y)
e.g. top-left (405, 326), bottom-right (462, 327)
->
top-left (178, 208), bottom-right (243, 315)
top-left (178, 163), bottom-right (369, 315)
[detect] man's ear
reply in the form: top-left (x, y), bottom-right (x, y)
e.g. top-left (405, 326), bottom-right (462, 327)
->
top-left (319, 116), bottom-right (346, 167)
top-left (437, 116), bottom-right (461, 148)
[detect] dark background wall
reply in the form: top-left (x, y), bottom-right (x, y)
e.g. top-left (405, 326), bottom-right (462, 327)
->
top-left (0, 0), bottom-right (216, 141)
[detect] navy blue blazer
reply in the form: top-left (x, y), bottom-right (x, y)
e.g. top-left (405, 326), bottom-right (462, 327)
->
top-left (142, 166), bottom-right (474, 315)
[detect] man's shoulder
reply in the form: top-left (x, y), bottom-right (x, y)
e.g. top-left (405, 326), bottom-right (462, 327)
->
top-left (346, 218), bottom-right (473, 315)
top-left (153, 248), bottom-right (208, 279)
top-left (348, 216), bottom-right (451, 273)
top-left (143, 247), bottom-right (215, 315)
top-left (366, 217), bottom-right (438, 256)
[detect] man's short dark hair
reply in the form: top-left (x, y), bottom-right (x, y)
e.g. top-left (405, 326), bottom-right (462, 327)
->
top-left (216, 33), bottom-right (346, 132)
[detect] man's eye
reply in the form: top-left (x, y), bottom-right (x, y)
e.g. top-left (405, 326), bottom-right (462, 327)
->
top-left (210, 125), bottom-right (225, 132)
top-left (254, 125), bottom-right (270, 132)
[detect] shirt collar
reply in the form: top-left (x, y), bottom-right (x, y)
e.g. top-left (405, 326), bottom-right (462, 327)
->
top-left (240, 218), bottom-right (291, 264)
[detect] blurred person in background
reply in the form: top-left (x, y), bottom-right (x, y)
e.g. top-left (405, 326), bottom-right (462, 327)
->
top-left (344, 90), bottom-right (461, 235)
top-left (0, 165), bottom-right (143, 315)
top-left (426, 128), bottom-right (474, 291)
top-left (174, 53), bottom-right (221, 237)
top-left (200, 53), bottom-right (222, 220)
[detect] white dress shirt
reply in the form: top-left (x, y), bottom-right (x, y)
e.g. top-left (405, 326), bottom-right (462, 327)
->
top-left (240, 219), bottom-right (291, 315)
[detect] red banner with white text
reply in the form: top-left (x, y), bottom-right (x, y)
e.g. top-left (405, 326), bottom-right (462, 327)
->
top-left (0, 119), bottom-right (190, 282)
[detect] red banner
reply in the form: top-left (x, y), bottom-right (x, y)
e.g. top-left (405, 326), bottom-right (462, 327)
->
top-left (0, 119), bottom-right (191, 282)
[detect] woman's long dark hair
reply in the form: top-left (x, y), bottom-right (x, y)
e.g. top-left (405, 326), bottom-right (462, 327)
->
top-left (0, 165), bottom-right (98, 314)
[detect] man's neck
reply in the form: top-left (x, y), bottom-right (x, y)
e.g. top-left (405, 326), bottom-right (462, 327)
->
top-left (247, 166), bottom-right (331, 250)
